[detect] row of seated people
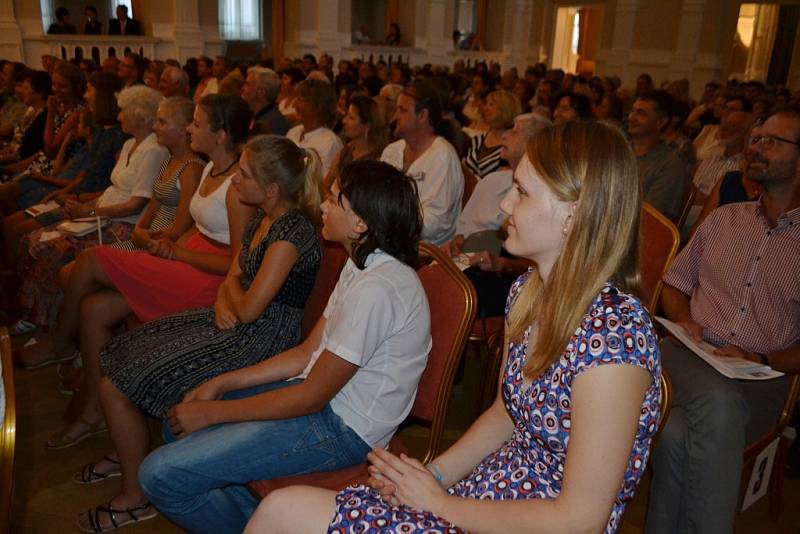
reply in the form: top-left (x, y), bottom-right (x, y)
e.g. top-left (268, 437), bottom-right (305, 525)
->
top-left (0, 53), bottom-right (796, 534)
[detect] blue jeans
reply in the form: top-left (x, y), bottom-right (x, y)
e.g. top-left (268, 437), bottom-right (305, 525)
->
top-left (139, 379), bottom-right (371, 534)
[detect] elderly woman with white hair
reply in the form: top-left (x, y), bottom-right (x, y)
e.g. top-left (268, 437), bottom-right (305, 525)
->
top-left (15, 85), bottom-right (168, 336)
top-left (443, 112), bottom-right (551, 317)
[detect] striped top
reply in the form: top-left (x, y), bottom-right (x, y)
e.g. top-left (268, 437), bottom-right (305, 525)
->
top-left (692, 152), bottom-right (744, 196)
top-left (663, 200), bottom-right (800, 353)
top-left (464, 132), bottom-right (506, 179)
top-left (112, 156), bottom-right (205, 251)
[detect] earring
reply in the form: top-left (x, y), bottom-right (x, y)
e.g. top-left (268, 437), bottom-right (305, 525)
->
top-left (562, 213), bottom-right (572, 235)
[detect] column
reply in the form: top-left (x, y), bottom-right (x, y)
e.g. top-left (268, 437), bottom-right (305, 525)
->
top-left (603, 0), bottom-right (638, 81)
top-left (0, 0), bottom-right (24, 61)
top-left (317, 0), bottom-right (347, 56)
top-left (172, 0), bottom-right (206, 63)
top-left (503, 0), bottom-right (532, 71)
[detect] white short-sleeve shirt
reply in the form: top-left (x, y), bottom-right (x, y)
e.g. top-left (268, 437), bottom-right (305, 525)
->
top-left (456, 168), bottom-right (512, 238)
top-left (294, 250), bottom-right (432, 448)
top-left (286, 124), bottom-right (343, 177)
top-left (381, 137), bottom-right (463, 245)
top-left (96, 132), bottom-right (168, 224)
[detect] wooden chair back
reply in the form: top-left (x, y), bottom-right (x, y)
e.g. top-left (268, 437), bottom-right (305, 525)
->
top-left (413, 242), bottom-right (477, 462)
top-left (640, 203), bottom-right (680, 314)
top-left (301, 239), bottom-right (348, 338)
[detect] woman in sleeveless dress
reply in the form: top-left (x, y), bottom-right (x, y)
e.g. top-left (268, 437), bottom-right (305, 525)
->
top-left (250, 121), bottom-right (662, 534)
top-left (30, 95), bottom-right (253, 450)
top-left (74, 134), bottom-right (323, 532)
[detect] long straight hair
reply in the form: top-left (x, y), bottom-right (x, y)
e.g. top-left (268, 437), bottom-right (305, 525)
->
top-left (507, 121), bottom-right (642, 378)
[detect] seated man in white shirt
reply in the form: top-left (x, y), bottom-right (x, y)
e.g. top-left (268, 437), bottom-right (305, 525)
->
top-left (381, 80), bottom-right (464, 245)
top-left (286, 78), bottom-right (343, 176)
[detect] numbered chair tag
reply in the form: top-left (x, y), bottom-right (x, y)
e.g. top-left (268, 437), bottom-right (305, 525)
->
top-left (741, 436), bottom-right (780, 512)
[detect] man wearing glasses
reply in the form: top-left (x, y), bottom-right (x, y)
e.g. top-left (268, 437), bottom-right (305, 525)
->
top-left (117, 53), bottom-right (144, 88)
top-left (646, 106), bottom-right (800, 534)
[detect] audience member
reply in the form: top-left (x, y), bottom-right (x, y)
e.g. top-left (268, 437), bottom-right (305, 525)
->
top-left (118, 53), bottom-right (145, 88)
top-left (192, 56), bottom-right (217, 104)
top-left (0, 62), bottom-right (30, 139)
top-left (47, 7), bottom-right (77, 34)
top-left (661, 98), bottom-right (695, 171)
top-left (74, 135), bottom-right (323, 532)
top-left (217, 70), bottom-right (244, 97)
top-left (82, 6), bottom-right (102, 34)
top-left (0, 70), bottom-right (50, 166)
top-left (3, 61), bottom-right (85, 178)
top-left (108, 4), bottom-right (142, 35)
top-left (464, 89), bottom-right (521, 179)
top-left (686, 96), bottom-right (754, 228)
top-left (253, 120), bottom-right (660, 534)
top-left (551, 90), bottom-right (593, 124)
top-left (286, 78), bottom-right (343, 176)
top-left (277, 67), bottom-right (304, 122)
top-left (628, 90), bottom-right (690, 220)
top-left (242, 66), bottom-right (288, 136)
top-left (324, 93), bottom-right (388, 191)
top-left (158, 66), bottom-right (189, 98)
top-left (646, 106), bottom-right (800, 534)
top-left (381, 80), bottom-right (464, 245)
top-left (101, 56), bottom-right (119, 74)
top-left (143, 60), bottom-right (165, 89)
top-left (385, 22), bottom-right (402, 46)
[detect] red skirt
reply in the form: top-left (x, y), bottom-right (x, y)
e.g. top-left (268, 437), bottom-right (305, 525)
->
top-left (95, 233), bottom-right (229, 323)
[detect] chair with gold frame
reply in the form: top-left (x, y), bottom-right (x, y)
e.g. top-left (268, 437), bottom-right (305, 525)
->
top-left (0, 327), bottom-right (15, 532)
top-left (640, 202), bottom-right (680, 314)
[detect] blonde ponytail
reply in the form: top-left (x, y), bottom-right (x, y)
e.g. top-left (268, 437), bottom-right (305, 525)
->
top-left (299, 147), bottom-right (323, 225)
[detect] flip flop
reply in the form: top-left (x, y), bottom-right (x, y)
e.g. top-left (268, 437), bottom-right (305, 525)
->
top-left (78, 500), bottom-right (157, 533)
top-left (46, 416), bottom-right (108, 450)
top-left (72, 456), bottom-right (122, 485)
top-left (19, 343), bottom-right (79, 370)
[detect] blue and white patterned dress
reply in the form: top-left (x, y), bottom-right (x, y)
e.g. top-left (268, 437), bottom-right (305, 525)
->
top-left (328, 273), bottom-right (662, 534)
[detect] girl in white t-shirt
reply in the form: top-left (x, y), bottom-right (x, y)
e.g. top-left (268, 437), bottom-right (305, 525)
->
top-left (132, 160), bottom-right (431, 533)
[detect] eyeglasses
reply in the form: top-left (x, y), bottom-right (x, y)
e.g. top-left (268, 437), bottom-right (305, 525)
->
top-left (749, 134), bottom-right (800, 149)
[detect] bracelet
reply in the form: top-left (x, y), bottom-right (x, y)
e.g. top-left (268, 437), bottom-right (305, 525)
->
top-left (426, 463), bottom-right (444, 484)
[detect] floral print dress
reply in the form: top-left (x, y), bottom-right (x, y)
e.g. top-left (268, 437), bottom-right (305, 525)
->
top-left (329, 274), bottom-right (662, 534)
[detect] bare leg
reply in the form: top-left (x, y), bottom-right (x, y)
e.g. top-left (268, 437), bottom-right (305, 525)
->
top-left (20, 250), bottom-right (113, 367)
top-left (4, 214), bottom-right (41, 267)
top-left (245, 486), bottom-right (338, 534)
top-left (75, 378), bottom-right (158, 530)
top-left (47, 288), bottom-right (132, 448)
top-left (98, 377), bottom-right (151, 505)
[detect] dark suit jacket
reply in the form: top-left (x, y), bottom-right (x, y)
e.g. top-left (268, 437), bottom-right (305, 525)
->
top-left (108, 18), bottom-right (142, 36)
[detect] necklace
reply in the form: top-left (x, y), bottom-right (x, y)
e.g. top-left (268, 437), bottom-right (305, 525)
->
top-left (210, 158), bottom-right (237, 178)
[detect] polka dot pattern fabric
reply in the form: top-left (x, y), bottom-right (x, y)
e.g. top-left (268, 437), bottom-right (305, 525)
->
top-left (328, 274), bottom-right (661, 534)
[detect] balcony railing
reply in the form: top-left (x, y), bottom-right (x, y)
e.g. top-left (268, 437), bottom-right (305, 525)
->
top-left (28, 35), bottom-right (161, 64)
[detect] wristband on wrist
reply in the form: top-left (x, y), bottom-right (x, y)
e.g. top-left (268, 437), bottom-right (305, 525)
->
top-left (426, 463), bottom-right (444, 484)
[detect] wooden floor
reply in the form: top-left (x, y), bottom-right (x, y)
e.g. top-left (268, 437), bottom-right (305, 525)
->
top-left (8, 336), bottom-right (800, 533)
